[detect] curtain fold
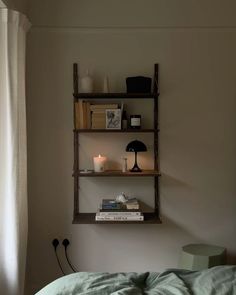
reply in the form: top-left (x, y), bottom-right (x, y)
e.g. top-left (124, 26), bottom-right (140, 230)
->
top-left (0, 8), bottom-right (30, 295)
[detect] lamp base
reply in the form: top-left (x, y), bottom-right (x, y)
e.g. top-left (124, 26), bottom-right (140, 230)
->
top-left (130, 163), bottom-right (142, 172)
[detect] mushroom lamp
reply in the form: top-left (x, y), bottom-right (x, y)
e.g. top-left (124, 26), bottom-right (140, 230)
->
top-left (126, 140), bottom-right (147, 172)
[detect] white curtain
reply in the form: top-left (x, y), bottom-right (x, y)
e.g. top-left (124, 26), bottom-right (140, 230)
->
top-left (0, 8), bottom-right (30, 295)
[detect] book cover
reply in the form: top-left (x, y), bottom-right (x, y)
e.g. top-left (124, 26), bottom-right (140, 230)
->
top-left (101, 199), bottom-right (122, 210)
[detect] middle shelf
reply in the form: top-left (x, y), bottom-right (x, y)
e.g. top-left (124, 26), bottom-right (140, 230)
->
top-left (74, 170), bottom-right (160, 177)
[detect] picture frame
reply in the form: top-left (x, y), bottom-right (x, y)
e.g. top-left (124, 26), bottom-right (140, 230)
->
top-left (106, 109), bottom-right (121, 129)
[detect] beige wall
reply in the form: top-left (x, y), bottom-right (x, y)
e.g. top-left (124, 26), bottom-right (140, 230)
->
top-left (26, 1), bottom-right (236, 294)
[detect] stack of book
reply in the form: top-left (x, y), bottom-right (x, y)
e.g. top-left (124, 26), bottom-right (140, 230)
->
top-left (75, 101), bottom-right (122, 130)
top-left (90, 103), bottom-right (118, 129)
top-left (95, 198), bottom-right (144, 221)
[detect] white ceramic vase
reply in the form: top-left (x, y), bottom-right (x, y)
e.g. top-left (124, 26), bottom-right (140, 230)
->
top-left (80, 70), bottom-right (93, 93)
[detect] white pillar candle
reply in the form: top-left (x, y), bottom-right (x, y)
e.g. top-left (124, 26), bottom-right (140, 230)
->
top-left (93, 155), bottom-right (107, 172)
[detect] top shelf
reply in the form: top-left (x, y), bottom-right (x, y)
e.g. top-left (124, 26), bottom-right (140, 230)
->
top-left (73, 93), bottom-right (159, 99)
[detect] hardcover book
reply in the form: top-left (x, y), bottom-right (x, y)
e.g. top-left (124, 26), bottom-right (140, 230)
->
top-left (95, 213), bottom-right (144, 221)
top-left (101, 199), bottom-right (123, 210)
top-left (99, 211), bottom-right (141, 216)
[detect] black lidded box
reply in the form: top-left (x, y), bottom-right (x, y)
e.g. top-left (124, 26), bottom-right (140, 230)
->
top-left (126, 76), bottom-right (152, 93)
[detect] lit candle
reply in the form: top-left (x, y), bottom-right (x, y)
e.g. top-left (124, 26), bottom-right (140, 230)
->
top-left (93, 154), bottom-right (107, 172)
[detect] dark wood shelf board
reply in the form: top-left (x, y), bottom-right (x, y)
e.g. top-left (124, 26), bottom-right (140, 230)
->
top-left (73, 92), bottom-right (159, 99)
top-left (74, 129), bottom-right (158, 133)
top-left (75, 170), bottom-right (160, 177)
top-left (73, 213), bottom-right (161, 224)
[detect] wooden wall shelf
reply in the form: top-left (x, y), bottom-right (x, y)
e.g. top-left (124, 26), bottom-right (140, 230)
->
top-left (72, 63), bottom-right (160, 225)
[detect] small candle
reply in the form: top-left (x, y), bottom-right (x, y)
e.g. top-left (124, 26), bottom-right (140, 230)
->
top-left (93, 154), bottom-right (107, 172)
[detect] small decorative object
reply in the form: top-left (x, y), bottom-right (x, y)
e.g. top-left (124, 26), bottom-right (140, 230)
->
top-left (80, 69), bottom-right (93, 93)
top-left (115, 192), bottom-right (128, 203)
top-left (122, 110), bottom-right (128, 130)
top-left (126, 140), bottom-right (147, 172)
top-left (122, 157), bottom-right (128, 172)
top-left (80, 169), bottom-right (93, 173)
top-left (93, 154), bottom-right (107, 172)
top-left (130, 115), bottom-right (141, 129)
top-left (106, 109), bottom-right (121, 129)
top-left (126, 76), bottom-right (152, 93)
top-left (103, 76), bottom-right (109, 93)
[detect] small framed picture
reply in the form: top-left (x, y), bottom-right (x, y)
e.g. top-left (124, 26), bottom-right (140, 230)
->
top-left (106, 109), bottom-right (121, 129)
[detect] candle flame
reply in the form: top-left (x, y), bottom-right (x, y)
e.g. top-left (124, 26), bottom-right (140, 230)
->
top-left (98, 154), bottom-right (101, 158)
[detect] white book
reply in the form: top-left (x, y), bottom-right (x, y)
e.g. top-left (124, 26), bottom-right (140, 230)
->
top-left (99, 211), bottom-right (141, 216)
top-left (95, 213), bottom-right (144, 221)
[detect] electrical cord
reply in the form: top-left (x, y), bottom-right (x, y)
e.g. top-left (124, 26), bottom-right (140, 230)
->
top-left (52, 239), bottom-right (66, 275)
top-left (62, 239), bottom-right (78, 273)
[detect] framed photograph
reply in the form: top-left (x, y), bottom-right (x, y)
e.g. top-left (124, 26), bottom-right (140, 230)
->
top-left (106, 109), bottom-right (121, 129)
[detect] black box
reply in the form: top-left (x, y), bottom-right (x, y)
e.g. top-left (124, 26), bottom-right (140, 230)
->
top-left (126, 76), bottom-right (152, 93)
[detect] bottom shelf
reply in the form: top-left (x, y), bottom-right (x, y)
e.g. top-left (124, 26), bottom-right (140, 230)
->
top-left (73, 212), bottom-right (161, 224)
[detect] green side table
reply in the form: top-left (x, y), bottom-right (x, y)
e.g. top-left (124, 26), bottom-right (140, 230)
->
top-left (179, 244), bottom-right (226, 271)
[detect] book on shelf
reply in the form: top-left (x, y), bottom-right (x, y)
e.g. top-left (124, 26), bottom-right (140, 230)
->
top-left (75, 102), bottom-right (123, 130)
top-left (75, 100), bottom-right (91, 129)
top-left (91, 112), bottom-right (106, 129)
top-left (95, 213), bottom-right (144, 221)
top-left (99, 211), bottom-right (142, 216)
top-left (90, 104), bottom-right (118, 111)
top-left (101, 198), bottom-right (140, 210)
top-left (125, 198), bottom-right (140, 210)
top-left (99, 208), bottom-right (140, 212)
top-left (101, 199), bottom-right (123, 210)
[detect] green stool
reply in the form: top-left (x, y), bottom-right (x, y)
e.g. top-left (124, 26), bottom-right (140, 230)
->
top-left (179, 244), bottom-right (226, 271)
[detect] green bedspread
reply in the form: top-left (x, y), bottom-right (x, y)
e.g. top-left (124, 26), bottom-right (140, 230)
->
top-left (36, 265), bottom-right (236, 295)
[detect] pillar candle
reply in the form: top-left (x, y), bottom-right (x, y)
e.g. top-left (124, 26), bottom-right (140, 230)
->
top-left (93, 155), bottom-right (107, 172)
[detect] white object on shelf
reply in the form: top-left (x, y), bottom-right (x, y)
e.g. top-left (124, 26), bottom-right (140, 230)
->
top-left (115, 192), bottom-right (128, 203)
top-left (80, 69), bottom-right (93, 93)
top-left (122, 157), bottom-right (128, 172)
top-left (93, 154), bottom-right (107, 172)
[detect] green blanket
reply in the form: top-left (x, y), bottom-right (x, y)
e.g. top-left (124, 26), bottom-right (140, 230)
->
top-left (36, 265), bottom-right (236, 295)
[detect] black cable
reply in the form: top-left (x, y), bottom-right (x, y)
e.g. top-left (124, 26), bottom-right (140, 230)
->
top-left (62, 239), bottom-right (78, 273)
top-left (52, 239), bottom-right (66, 275)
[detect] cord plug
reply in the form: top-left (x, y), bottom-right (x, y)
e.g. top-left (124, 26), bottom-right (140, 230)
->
top-left (62, 238), bottom-right (70, 249)
top-left (52, 238), bottom-right (59, 251)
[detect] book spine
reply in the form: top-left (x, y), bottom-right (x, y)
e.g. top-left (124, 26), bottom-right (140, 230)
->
top-left (95, 215), bottom-right (144, 221)
top-left (102, 206), bottom-right (122, 210)
top-left (86, 102), bottom-right (91, 129)
top-left (90, 104), bottom-right (118, 111)
top-left (126, 206), bottom-right (139, 210)
top-left (99, 211), bottom-right (141, 216)
top-left (79, 100), bottom-right (84, 129)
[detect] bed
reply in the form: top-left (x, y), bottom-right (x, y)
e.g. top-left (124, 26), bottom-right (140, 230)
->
top-left (36, 265), bottom-right (236, 295)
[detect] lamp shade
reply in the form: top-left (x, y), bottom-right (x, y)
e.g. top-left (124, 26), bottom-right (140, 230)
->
top-left (126, 140), bottom-right (147, 152)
